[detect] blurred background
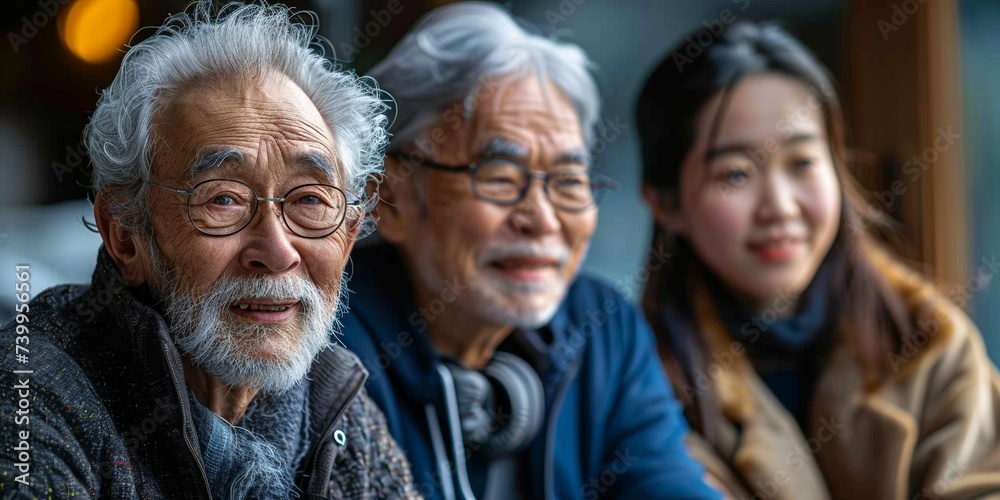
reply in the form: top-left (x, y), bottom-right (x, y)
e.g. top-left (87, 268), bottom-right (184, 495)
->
top-left (1, 0), bottom-right (997, 361)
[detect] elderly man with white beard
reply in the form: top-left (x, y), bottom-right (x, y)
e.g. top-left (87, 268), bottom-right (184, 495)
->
top-left (340, 3), bottom-right (720, 499)
top-left (0, 2), bottom-right (418, 498)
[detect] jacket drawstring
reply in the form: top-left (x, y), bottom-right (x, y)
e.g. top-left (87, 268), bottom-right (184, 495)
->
top-left (436, 365), bottom-right (478, 500)
top-left (425, 404), bottom-right (457, 500)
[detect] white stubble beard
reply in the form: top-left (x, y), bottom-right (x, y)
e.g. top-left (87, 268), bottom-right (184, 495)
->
top-left (146, 240), bottom-right (345, 395)
top-left (411, 240), bottom-right (572, 330)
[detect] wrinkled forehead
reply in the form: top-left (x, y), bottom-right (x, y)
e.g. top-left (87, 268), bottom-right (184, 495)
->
top-left (463, 75), bottom-right (586, 151)
top-left (153, 71), bottom-right (339, 181)
top-left (478, 75), bottom-right (581, 123)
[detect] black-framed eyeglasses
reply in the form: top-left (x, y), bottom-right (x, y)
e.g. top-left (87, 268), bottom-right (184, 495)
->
top-left (405, 157), bottom-right (618, 213)
top-left (145, 178), bottom-right (363, 238)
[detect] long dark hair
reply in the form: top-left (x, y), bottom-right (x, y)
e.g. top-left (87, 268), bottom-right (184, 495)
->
top-left (636, 22), bottom-right (917, 434)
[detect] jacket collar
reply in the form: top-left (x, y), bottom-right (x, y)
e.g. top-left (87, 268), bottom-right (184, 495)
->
top-left (688, 243), bottom-right (958, 498)
top-left (68, 247), bottom-right (212, 495)
top-left (345, 243), bottom-right (445, 403)
top-left (697, 243), bottom-right (957, 428)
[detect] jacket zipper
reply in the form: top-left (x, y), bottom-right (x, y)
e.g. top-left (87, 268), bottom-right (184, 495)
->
top-left (304, 372), bottom-right (367, 495)
top-left (158, 331), bottom-right (214, 498)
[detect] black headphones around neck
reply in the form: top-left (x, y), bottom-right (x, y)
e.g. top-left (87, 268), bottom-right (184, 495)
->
top-left (444, 351), bottom-right (545, 457)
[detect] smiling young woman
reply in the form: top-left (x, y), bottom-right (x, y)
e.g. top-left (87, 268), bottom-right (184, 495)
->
top-left (636, 21), bottom-right (1000, 499)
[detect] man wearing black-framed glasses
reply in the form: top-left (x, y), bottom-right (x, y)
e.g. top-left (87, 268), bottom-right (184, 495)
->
top-left (408, 156), bottom-right (616, 213)
top-left (339, 3), bottom-right (720, 500)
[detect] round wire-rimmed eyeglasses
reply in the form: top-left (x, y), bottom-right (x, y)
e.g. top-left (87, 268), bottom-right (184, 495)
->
top-left (144, 178), bottom-right (363, 238)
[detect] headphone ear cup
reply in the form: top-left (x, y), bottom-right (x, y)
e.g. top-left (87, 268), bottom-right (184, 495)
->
top-left (483, 352), bottom-right (545, 455)
top-left (446, 363), bottom-right (494, 447)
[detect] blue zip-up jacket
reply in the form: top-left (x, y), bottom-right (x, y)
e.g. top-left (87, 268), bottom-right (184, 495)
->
top-left (341, 243), bottom-right (721, 499)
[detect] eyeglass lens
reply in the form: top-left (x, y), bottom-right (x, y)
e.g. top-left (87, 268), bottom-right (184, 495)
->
top-left (188, 180), bottom-right (348, 237)
top-left (472, 159), bottom-right (596, 209)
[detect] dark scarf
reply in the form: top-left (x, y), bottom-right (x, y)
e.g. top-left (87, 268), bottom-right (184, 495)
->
top-left (703, 260), bottom-right (834, 427)
top-left (187, 378), bottom-right (312, 499)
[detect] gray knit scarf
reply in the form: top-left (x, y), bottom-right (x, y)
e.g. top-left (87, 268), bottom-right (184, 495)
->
top-left (187, 378), bottom-right (312, 499)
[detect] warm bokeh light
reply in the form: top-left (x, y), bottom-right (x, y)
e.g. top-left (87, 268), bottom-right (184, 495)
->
top-left (59, 0), bottom-right (139, 64)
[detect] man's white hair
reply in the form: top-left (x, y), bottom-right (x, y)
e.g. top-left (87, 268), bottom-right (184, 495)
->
top-left (84, 0), bottom-right (388, 236)
top-left (368, 1), bottom-right (601, 152)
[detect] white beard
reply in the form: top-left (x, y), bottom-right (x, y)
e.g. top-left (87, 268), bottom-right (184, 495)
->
top-left (148, 242), bottom-right (344, 394)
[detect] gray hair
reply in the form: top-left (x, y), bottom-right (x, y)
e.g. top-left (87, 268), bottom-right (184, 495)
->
top-left (84, 1), bottom-right (389, 237)
top-left (368, 1), bottom-right (600, 153)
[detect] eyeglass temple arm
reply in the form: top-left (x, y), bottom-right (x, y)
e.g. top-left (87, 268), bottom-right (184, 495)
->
top-left (406, 157), bottom-right (473, 173)
top-left (598, 178), bottom-right (620, 191)
top-left (144, 180), bottom-right (194, 196)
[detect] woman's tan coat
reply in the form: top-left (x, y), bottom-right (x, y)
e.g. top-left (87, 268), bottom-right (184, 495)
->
top-left (671, 249), bottom-right (1000, 500)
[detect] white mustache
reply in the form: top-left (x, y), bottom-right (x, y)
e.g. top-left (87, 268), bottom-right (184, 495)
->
top-left (164, 272), bottom-right (335, 394)
top-left (477, 242), bottom-right (570, 267)
top-left (204, 275), bottom-right (319, 313)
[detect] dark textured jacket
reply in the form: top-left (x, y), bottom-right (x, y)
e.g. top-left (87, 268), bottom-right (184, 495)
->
top-left (341, 243), bottom-right (721, 500)
top-left (0, 248), bottom-right (419, 499)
